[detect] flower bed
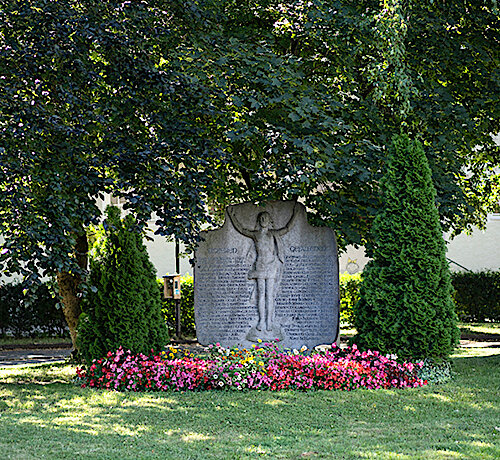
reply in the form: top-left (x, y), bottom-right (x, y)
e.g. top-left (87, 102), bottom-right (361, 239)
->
top-left (76, 343), bottom-right (427, 392)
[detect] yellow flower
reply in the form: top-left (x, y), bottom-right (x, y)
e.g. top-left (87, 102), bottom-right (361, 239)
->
top-left (258, 361), bottom-right (264, 367)
top-left (257, 339), bottom-right (262, 343)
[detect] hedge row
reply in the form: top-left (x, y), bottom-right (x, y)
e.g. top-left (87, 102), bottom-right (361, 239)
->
top-left (0, 282), bottom-right (68, 338)
top-left (339, 273), bottom-right (361, 326)
top-left (340, 271), bottom-right (499, 324)
top-left (450, 271), bottom-right (500, 322)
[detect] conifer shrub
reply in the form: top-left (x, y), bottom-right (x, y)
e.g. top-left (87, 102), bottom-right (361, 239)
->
top-left (353, 134), bottom-right (460, 360)
top-left (78, 207), bottom-right (169, 364)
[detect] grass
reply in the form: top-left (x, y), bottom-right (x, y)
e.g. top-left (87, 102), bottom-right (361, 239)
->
top-left (1, 347), bottom-right (499, 459)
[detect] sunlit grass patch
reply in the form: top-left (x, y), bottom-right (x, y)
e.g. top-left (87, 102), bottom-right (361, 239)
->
top-left (0, 344), bottom-right (498, 459)
top-left (0, 362), bottom-right (76, 384)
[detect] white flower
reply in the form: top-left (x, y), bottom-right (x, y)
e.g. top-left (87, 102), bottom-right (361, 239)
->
top-left (213, 374), bottom-right (218, 379)
top-left (300, 345), bottom-right (308, 352)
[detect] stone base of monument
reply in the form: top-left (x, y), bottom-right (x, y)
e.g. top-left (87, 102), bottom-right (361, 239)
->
top-left (245, 325), bottom-right (284, 343)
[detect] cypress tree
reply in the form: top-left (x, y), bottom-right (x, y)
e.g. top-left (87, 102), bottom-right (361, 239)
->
top-left (78, 207), bottom-right (168, 363)
top-left (353, 134), bottom-right (459, 360)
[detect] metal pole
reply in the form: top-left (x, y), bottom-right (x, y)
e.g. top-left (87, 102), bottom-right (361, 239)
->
top-left (175, 238), bottom-right (181, 338)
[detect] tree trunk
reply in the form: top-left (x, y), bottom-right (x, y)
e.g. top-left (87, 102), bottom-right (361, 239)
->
top-left (57, 230), bottom-right (88, 351)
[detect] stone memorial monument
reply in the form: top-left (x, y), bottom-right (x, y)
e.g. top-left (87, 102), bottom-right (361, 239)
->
top-left (194, 201), bottom-right (339, 350)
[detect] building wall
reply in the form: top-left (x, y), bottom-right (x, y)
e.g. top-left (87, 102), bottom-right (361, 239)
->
top-left (147, 216), bottom-right (500, 276)
top-left (336, 216), bottom-right (500, 274)
top-left (445, 215), bottom-right (500, 272)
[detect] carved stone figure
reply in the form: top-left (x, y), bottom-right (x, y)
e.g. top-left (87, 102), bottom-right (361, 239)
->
top-left (227, 203), bottom-right (299, 341)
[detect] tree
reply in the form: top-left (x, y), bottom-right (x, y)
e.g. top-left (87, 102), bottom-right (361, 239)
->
top-left (352, 134), bottom-right (460, 359)
top-left (0, 0), bottom-right (221, 349)
top-left (1, 0), bottom-right (498, 348)
top-left (78, 207), bottom-right (168, 364)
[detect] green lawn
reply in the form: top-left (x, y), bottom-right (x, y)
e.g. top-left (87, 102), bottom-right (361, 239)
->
top-left (1, 347), bottom-right (499, 459)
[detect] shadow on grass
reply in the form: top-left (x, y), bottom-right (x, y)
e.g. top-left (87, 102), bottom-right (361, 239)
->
top-left (0, 354), bottom-right (499, 459)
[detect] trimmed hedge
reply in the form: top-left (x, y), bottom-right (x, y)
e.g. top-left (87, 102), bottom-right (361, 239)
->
top-left (0, 282), bottom-right (68, 338)
top-left (340, 271), bottom-right (500, 324)
top-left (451, 271), bottom-right (500, 322)
top-left (159, 275), bottom-right (195, 337)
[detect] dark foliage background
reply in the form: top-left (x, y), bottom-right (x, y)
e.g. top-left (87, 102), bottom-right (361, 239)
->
top-left (0, 282), bottom-right (67, 338)
top-left (451, 271), bottom-right (500, 322)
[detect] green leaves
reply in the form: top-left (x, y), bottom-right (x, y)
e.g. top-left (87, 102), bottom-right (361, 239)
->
top-left (1, 0), bottom-right (498, 285)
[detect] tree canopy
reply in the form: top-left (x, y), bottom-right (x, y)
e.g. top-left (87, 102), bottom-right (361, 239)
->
top-left (0, 0), bottom-right (225, 346)
top-left (193, 0), bottom-right (499, 242)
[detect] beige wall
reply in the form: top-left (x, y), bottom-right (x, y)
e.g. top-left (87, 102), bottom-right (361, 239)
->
top-left (143, 233), bottom-right (192, 278)
top-left (445, 215), bottom-right (500, 272)
top-left (336, 216), bottom-right (500, 274)
top-left (146, 215), bottom-right (500, 276)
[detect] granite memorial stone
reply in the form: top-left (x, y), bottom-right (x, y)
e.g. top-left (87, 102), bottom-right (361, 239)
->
top-left (194, 201), bottom-right (339, 349)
